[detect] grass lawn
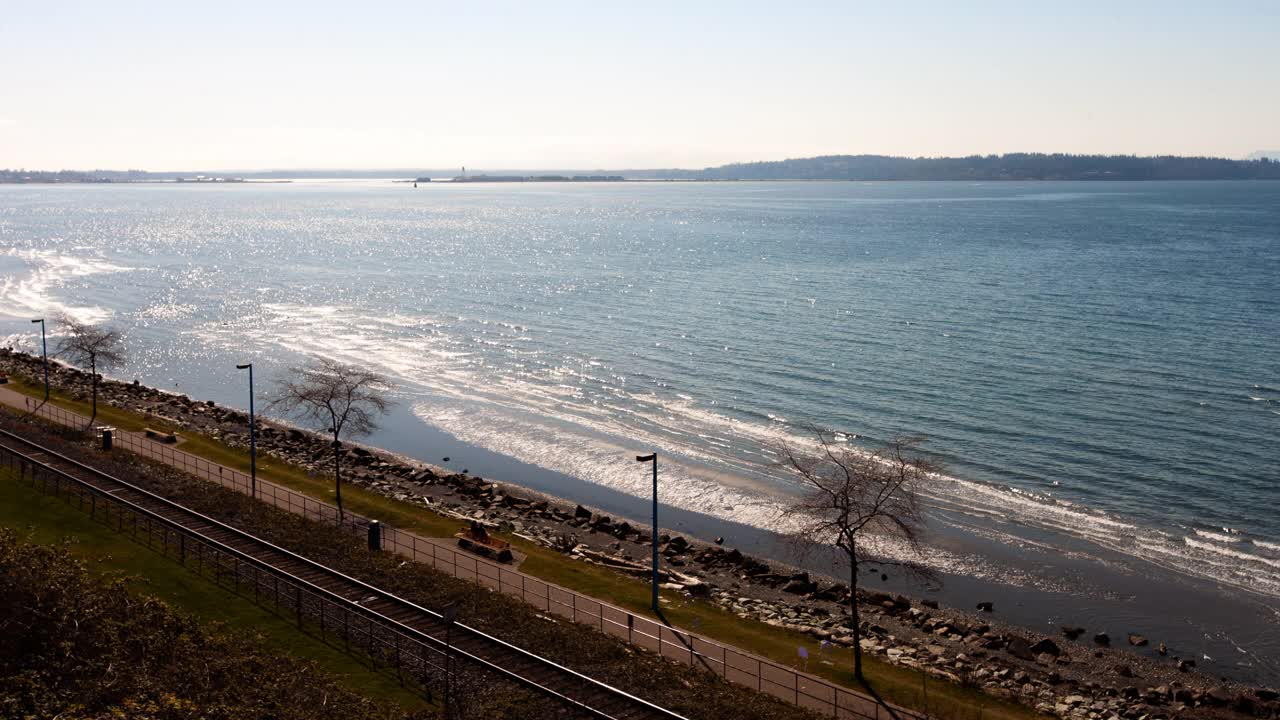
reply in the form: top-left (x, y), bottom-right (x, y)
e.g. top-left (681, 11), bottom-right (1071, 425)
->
top-left (1, 371), bottom-right (1036, 720)
top-left (0, 467), bottom-right (429, 714)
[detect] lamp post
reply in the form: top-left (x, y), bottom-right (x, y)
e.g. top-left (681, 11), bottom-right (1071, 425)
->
top-left (30, 318), bottom-right (48, 401)
top-left (235, 363), bottom-right (256, 498)
top-left (636, 452), bottom-right (659, 612)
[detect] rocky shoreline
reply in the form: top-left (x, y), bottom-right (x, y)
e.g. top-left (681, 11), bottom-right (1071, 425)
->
top-left (1, 348), bottom-right (1276, 719)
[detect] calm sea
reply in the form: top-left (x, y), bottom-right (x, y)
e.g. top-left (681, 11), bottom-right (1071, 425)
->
top-left (2, 180), bottom-right (1278, 672)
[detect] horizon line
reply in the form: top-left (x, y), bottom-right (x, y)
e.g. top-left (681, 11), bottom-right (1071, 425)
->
top-left (9, 149), bottom-right (1279, 176)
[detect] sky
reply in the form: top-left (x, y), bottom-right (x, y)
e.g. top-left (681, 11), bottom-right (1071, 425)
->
top-left (2, 1), bottom-right (1278, 171)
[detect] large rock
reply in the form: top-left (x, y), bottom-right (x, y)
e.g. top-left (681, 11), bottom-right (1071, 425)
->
top-left (783, 573), bottom-right (818, 595)
top-left (1204, 688), bottom-right (1233, 707)
top-left (813, 584), bottom-right (847, 602)
top-left (574, 504), bottom-right (591, 519)
top-left (1006, 637), bottom-right (1036, 661)
top-left (1029, 638), bottom-right (1061, 657)
top-left (1061, 625), bottom-right (1085, 640)
top-left (1093, 632), bottom-right (1111, 646)
top-left (1127, 633), bottom-right (1148, 647)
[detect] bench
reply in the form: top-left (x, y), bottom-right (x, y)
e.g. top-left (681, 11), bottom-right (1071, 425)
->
top-left (144, 427), bottom-right (179, 444)
top-left (455, 520), bottom-right (514, 563)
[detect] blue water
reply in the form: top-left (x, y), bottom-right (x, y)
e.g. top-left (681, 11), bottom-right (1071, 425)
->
top-left (2, 180), bottom-right (1278, 608)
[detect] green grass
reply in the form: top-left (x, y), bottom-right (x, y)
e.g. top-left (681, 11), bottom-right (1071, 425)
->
top-left (1, 371), bottom-right (1036, 720)
top-left (0, 468), bottom-right (429, 713)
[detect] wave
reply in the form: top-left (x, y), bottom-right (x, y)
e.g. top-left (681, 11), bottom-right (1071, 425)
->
top-left (1194, 528), bottom-right (1246, 543)
top-left (188, 300), bottom-right (1280, 601)
top-left (1184, 538), bottom-right (1280, 571)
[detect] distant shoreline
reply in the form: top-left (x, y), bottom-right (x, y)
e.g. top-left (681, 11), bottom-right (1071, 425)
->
top-left (6, 152), bottom-right (1279, 184)
top-left (7, 177), bottom-right (1280, 186)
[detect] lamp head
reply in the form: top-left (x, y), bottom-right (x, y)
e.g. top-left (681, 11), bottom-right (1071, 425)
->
top-left (31, 318), bottom-right (43, 324)
top-left (636, 453), bottom-right (656, 463)
top-left (236, 363), bottom-right (252, 370)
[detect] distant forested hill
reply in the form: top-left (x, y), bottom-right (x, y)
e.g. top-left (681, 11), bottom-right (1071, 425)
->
top-left (636, 154), bottom-right (1280, 181)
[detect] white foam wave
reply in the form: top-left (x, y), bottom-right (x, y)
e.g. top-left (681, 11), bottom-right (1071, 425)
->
top-left (1184, 538), bottom-right (1280, 571)
top-left (1194, 528), bottom-right (1246, 543)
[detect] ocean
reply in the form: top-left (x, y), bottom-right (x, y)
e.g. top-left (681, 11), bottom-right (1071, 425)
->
top-left (1, 179), bottom-right (1277, 680)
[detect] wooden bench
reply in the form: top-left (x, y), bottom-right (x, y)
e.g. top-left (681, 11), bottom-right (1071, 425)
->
top-left (455, 520), bottom-right (514, 563)
top-left (144, 427), bottom-right (179, 444)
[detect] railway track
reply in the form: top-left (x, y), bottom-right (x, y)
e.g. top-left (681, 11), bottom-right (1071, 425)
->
top-left (0, 426), bottom-right (686, 720)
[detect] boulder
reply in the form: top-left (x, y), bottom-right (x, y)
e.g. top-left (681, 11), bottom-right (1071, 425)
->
top-left (1061, 625), bottom-right (1085, 640)
top-left (1093, 632), bottom-right (1110, 646)
top-left (1113, 664), bottom-right (1134, 678)
top-left (1177, 659), bottom-right (1195, 672)
top-left (813, 584), bottom-right (847, 602)
top-left (1029, 638), bottom-right (1061, 657)
top-left (1256, 689), bottom-right (1279, 702)
top-left (1204, 688), bottom-right (1232, 707)
top-left (574, 504), bottom-right (591, 519)
top-left (1006, 637), bottom-right (1036, 661)
top-left (1127, 634), bottom-right (1148, 647)
top-left (975, 601), bottom-right (993, 612)
top-left (783, 577), bottom-right (818, 595)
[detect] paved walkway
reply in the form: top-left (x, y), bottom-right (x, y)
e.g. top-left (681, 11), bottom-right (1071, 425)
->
top-left (0, 383), bottom-right (915, 720)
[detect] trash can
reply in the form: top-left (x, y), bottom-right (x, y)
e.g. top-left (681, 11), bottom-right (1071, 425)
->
top-left (100, 427), bottom-right (114, 451)
top-left (368, 520), bottom-right (381, 552)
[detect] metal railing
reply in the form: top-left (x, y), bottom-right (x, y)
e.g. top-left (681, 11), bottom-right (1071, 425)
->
top-left (0, 445), bottom-right (446, 699)
top-left (0, 433), bottom-right (687, 720)
top-left (7, 392), bottom-right (922, 720)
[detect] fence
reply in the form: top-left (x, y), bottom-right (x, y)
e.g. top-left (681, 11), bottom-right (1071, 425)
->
top-left (0, 445), bottom-right (448, 699)
top-left (7, 392), bottom-right (923, 720)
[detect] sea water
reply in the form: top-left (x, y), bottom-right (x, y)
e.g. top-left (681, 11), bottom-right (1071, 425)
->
top-left (1, 179), bottom-right (1277, 676)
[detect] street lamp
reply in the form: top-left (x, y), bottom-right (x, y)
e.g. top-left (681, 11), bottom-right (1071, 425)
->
top-left (30, 318), bottom-right (48, 401)
top-left (235, 363), bottom-right (256, 498)
top-left (636, 452), bottom-right (659, 612)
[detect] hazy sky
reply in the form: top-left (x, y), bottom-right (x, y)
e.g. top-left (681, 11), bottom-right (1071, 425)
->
top-left (3, 1), bottom-right (1278, 170)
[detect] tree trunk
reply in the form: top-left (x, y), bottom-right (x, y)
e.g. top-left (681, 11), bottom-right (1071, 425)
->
top-left (333, 433), bottom-right (343, 521)
top-left (850, 560), bottom-right (863, 681)
top-left (89, 354), bottom-right (97, 428)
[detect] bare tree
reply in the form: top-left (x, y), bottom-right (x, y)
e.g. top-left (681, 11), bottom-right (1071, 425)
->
top-left (776, 430), bottom-right (938, 682)
top-left (53, 315), bottom-right (126, 427)
top-left (269, 357), bottom-right (393, 518)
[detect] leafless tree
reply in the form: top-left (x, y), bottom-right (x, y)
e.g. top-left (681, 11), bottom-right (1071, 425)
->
top-left (776, 429), bottom-right (938, 681)
top-left (53, 315), bottom-right (126, 427)
top-left (269, 357), bottom-right (393, 518)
